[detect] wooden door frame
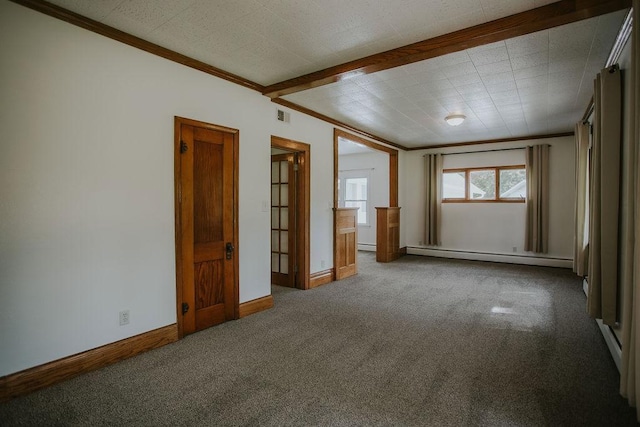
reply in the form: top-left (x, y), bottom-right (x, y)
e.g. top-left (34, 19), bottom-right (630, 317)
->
top-left (333, 129), bottom-right (399, 270)
top-left (271, 135), bottom-right (310, 290)
top-left (333, 128), bottom-right (398, 209)
top-left (174, 116), bottom-right (240, 339)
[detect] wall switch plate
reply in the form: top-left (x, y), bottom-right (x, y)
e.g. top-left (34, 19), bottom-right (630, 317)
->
top-left (119, 310), bottom-right (130, 326)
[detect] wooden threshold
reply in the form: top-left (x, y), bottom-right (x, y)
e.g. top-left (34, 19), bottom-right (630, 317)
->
top-left (10, 0), bottom-right (264, 92)
top-left (309, 269), bottom-right (335, 288)
top-left (238, 295), bottom-right (274, 318)
top-left (263, 0), bottom-right (632, 97)
top-left (0, 324), bottom-right (178, 401)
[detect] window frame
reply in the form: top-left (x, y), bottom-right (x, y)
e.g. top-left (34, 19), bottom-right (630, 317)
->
top-left (442, 165), bottom-right (526, 203)
top-left (338, 169), bottom-right (372, 226)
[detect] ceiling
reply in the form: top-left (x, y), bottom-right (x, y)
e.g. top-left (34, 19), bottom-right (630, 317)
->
top-left (44, 0), bottom-right (630, 149)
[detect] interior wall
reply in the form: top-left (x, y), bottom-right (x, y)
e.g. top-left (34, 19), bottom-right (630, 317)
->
top-left (338, 151), bottom-right (390, 246)
top-left (404, 136), bottom-right (575, 262)
top-left (0, 2), bottom-right (335, 376)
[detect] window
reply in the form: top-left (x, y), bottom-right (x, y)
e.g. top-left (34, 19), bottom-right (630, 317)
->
top-left (338, 170), bottom-right (371, 225)
top-left (442, 165), bottom-right (526, 202)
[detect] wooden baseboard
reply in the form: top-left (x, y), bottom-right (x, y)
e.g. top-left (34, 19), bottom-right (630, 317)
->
top-left (399, 247), bottom-right (407, 256)
top-left (239, 295), bottom-right (274, 318)
top-left (0, 324), bottom-right (178, 401)
top-left (309, 268), bottom-right (335, 288)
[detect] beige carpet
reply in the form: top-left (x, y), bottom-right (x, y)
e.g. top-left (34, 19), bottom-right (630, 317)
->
top-left (1, 252), bottom-right (635, 426)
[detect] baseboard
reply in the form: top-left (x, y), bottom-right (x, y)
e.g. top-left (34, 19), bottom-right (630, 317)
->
top-left (582, 279), bottom-right (621, 372)
top-left (407, 247), bottom-right (572, 268)
top-left (238, 295), bottom-right (274, 318)
top-left (357, 243), bottom-right (376, 252)
top-left (399, 246), bottom-right (407, 256)
top-left (0, 324), bottom-right (178, 401)
top-left (310, 268), bottom-right (335, 288)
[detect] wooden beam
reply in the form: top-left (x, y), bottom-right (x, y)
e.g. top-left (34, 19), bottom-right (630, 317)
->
top-left (406, 132), bottom-right (575, 151)
top-left (263, 0), bottom-right (632, 98)
top-left (273, 98), bottom-right (408, 151)
top-left (9, 0), bottom-right (265, 92)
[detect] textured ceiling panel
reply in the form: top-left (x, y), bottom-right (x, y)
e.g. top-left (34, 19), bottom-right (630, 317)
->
top-left (46, 0), bottom-right (628, 147)
top-left (283, 10), bottom-right (627, 147)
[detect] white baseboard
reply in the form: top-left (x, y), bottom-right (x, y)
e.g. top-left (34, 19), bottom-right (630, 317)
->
top-left (407, 247), bottom-right (572, 268)
top-left (582, 279), bottom-right (621, 372)
top-left (358, 244), bottom-right (376, 252)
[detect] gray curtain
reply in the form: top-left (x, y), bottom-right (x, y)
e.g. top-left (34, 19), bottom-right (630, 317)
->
top-left (424, 153), bottom-right (442, 246)
top-left (587, 65), bottom-right (622, 326)
top-left (573, 122), bottom-right (590, 276)
top-left (621, 1), bottom-right (640, 417)
top-left (524, 144), bottom-right (549, 253)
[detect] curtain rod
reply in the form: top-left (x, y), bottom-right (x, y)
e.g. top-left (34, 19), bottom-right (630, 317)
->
top-left (423, 147), bottom-right (526, 156)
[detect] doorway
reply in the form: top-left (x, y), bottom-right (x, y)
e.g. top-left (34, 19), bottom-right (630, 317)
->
top-left (333, 129), bottom-right (399, 273)
top-left (174, 117), bottom-right (239, 338)
top-left (271, 136), bottom-right (310, 290)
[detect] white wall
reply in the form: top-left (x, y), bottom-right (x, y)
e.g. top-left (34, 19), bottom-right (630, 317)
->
top-left (0, 2), bottom-right (336, 376)
top-left (338, 151), bottom-right (390, 246)
top-left (404, 136), bottom-right (575, 264)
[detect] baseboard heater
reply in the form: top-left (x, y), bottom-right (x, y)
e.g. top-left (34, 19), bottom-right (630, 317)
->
top-left (407, 246), bottom-right (572, 268)
top-left (583, 279), bottom-right (622, 372)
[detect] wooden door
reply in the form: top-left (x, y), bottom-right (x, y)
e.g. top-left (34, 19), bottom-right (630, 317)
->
top-left (175, 117), bottom-right (238, 337)
top-left (271, 153), bottom-right (296, 287)
top-left (334, 207), bottom-right (358, 279)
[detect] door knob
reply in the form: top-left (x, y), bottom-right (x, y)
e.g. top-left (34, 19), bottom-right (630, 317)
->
top-left (225, 242), bottom-right (234, 260)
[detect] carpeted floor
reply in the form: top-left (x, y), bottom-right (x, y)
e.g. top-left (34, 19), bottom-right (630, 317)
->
top-left (1, 253), bottom-right (636, 426)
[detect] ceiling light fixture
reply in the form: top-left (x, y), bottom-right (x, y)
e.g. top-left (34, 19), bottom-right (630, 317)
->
top-left (445, 114), bottom-right (466, 126)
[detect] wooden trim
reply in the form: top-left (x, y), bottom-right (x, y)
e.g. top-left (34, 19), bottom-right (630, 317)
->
top-left (443, 165), bottom-right (527, 203)
top-left (174, 117), bottom-right (240, 339)
top-left (334, 129), bottom-right (399, 208)
top-left (309, 269), bottom-right (335, 288)
top-left (271, 136), bottom-right (311, 291)
top-left (407, 132), bottom-right (574, 151)
top-left (262, 0), bottom-right (632, 97)
top-left (273, 98), bottom-right (407, 151)
top-left (0, 324), bottom-right (178, 401)
top-left (10, 0), bottom-right (264, 93)
top-left (238, 295), bottom-right (274, 318)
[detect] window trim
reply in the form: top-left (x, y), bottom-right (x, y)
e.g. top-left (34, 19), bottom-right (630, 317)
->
top-left (442, 165), bottom-right (526, 203)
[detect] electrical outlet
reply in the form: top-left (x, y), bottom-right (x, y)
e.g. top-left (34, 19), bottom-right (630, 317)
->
top-left (419, 241), bottom-right (423, 246)
top-left (321, 260), bottom-right (326, 268)
top-left (119, 310), bottom-right (130, 326)
top-left (512, 246), bottom-right (517, 253)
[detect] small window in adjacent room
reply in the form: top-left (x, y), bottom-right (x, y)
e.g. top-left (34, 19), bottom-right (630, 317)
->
top-left (442, 165), bottom-right (526, 202)
top-left (338, 170), bottom-right (371, 225)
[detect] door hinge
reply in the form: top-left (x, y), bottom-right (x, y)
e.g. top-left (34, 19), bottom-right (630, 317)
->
top-left (182, 302), bottom-right (189, 315)
top-left (180, 141), bottom-right (188, 154)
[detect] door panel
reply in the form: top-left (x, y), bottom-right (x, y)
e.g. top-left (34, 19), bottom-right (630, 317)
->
top-left (176, 118), bottom-right (238, 336)
top-left (335, 208), bottom-right (358, 279)
top-left (271, 154), bottom-right (296, 287)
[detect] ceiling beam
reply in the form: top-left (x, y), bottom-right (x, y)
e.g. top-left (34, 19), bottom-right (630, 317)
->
top-left (263, 0), bottom-right (632, 98)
